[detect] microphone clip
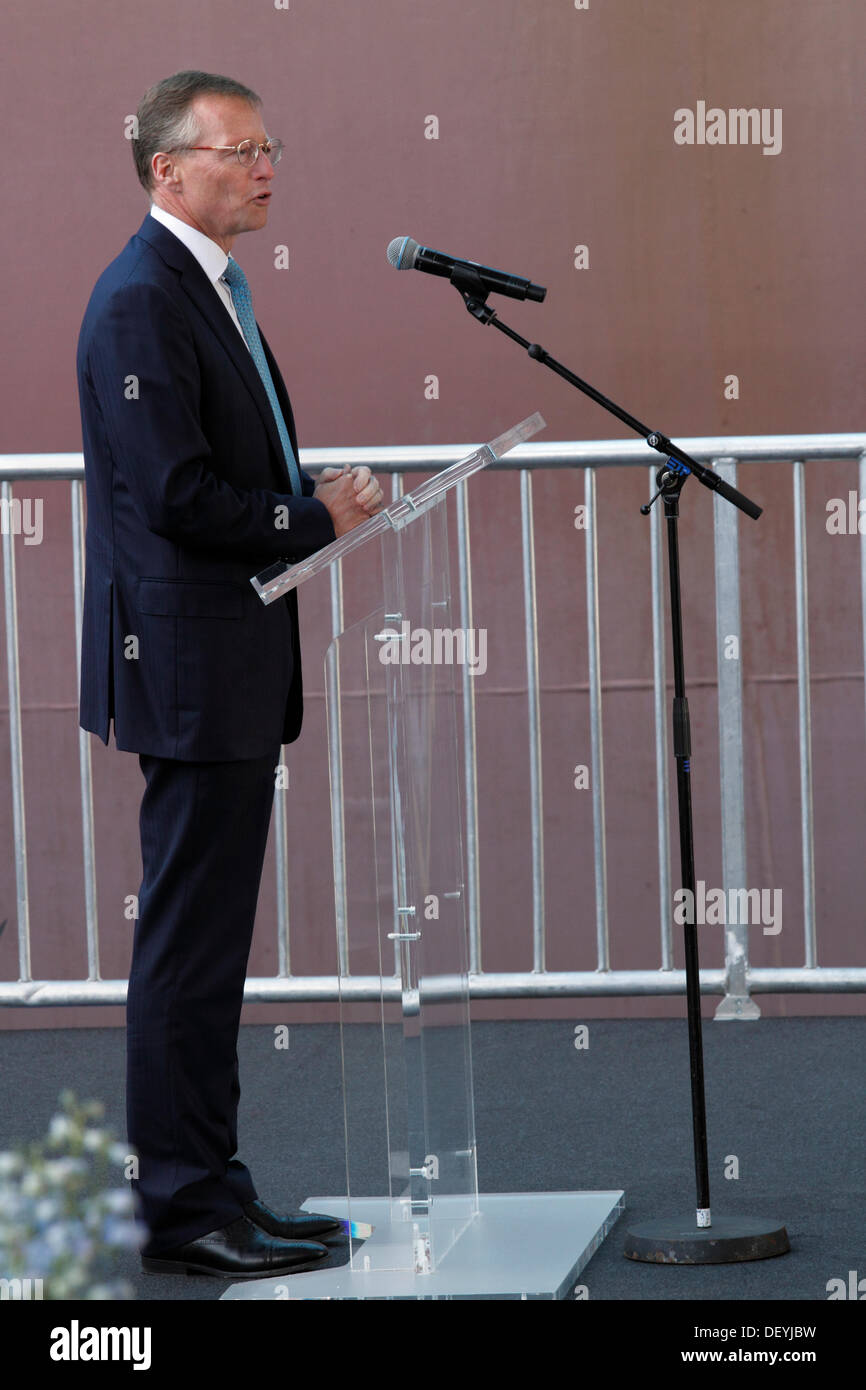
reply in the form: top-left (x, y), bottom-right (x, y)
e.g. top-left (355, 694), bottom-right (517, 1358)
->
top-left (450, 265), bottom-right (497, 324)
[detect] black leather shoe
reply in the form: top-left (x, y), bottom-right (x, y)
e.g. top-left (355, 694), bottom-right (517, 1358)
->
top-left (244, 1197), bottom-right (345, 1241)
top-left (141, 1214), bottom-right (329, 1278)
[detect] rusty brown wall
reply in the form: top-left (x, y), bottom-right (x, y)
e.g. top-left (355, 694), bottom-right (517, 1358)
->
top-left (0, 0), bottom-right (864, 1028)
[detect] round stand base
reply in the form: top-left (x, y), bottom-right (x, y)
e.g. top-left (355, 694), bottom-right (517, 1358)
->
top-left (623, 1214), bottom-right (790, 1264)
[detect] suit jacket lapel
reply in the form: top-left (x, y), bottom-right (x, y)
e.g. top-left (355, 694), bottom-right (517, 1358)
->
top-left (135, 216), bottom-right (293, 490)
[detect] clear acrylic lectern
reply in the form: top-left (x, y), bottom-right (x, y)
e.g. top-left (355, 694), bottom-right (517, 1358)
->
top-left (223, 414), bottom-right (624, 1300)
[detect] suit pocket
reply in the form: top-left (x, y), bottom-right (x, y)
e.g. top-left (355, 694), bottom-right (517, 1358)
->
top-left (137, 578), bottom-right (244, 619)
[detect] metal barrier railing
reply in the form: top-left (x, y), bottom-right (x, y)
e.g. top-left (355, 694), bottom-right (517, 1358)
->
top-left (2, 433), bottom-right (865, 1018)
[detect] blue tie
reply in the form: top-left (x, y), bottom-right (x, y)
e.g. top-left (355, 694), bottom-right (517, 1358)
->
top-left (221, 257), bottom-right (303, 495)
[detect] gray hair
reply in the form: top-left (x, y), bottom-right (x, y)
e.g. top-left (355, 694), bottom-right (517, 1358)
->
top-left (133, 70), bottom-right (262, 192)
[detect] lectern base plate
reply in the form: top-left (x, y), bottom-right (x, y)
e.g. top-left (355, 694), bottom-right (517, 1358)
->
top-left (221, 1190), bottom-right (624, 1300)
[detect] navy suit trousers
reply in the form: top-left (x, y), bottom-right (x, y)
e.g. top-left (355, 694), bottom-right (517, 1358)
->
top-left (128, 748), bottom-right (281, 1253)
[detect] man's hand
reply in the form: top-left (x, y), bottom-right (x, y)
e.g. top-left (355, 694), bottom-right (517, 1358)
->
top-left (350, 465), bottom-right (384, 515)
top-left (314, 464), bottom-right (384, 536)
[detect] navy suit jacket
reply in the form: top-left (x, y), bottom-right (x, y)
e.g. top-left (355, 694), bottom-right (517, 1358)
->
top-left (77, 213), bottom-right (335, 760)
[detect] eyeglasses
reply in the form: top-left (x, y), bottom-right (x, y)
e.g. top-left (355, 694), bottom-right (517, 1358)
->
top-left (172, 138), bottom-right (284, 167)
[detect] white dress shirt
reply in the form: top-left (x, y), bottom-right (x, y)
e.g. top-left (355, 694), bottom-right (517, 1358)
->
top-left (148, 204), bottom-right (250, 350)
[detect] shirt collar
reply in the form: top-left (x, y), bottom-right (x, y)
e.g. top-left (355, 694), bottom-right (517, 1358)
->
top-left (148, 204), bottom-right (229, 285)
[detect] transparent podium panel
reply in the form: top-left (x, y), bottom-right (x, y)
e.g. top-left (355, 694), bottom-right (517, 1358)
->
top-left (244, 414), bottom-right (562, 1293)
top-left (328, 499), bottom-right (479, 1275)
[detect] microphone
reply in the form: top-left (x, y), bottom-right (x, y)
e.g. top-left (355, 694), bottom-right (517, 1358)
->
top-left (387, 236), bottom-right (546, 303)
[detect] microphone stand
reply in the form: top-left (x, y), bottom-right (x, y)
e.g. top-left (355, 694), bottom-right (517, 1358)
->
top-left (450, 266), bottom-right (789, 1264)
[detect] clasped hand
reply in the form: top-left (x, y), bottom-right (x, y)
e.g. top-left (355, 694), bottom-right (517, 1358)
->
top-left (313, 463), bottom-right (385, 537)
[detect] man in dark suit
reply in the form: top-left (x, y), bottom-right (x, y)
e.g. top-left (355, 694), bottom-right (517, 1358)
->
top-left (76, 70), bottom-right (382, 1278)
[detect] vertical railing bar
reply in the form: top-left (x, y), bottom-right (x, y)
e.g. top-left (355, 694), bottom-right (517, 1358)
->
top-left (2, 481), bottom-right (31, 982)
top-left (650, 465), bottom-right (673, 970)
top-left (793, 460), bottom-right (817, 968)
top-left (71, 481), bottom-right (100, 981)
top-left (585, 467), bottom-right (609, 972)
top-left (520, 469), bottom-right (545, 973)
top-left (456, 478), bottom-right (481, 975)
top-left (860, 452), bottom-right (866, 759)
top-left (273, 748), bottom-right (290, 978)
top-left (711, 458), bottom-right (759, 1019)
top-left (328, 556), bottom-right (348, 977)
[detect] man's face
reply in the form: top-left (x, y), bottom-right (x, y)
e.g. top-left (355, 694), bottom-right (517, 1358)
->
top-left (151, 94), bottom-right (276, 252)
